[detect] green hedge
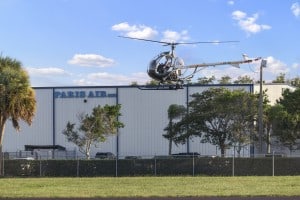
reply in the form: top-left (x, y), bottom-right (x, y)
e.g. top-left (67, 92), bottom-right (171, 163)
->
top-left (3, 157), bottom-right (300, 177)
top-left (4, 160), bottom-right (40, 177)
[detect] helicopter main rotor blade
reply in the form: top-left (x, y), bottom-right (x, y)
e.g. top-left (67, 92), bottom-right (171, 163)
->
top-left (119, 36), bottom-right (239, 46)
top-left (174, 40), bottom-right (240, 44)
top-left (118, 36), bottom-right (173, 45)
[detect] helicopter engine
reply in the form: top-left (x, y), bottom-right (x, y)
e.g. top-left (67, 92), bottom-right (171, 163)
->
top-left (147, 51), bottom-right (184, 83)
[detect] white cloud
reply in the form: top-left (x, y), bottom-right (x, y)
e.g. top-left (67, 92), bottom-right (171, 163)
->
top-left (291, 2), bottom-right (300, 18)
top-left (73, 72), bottom-right (149, 86)
top-left (263, 56), bottom-right (289, 74)
top-left (112, 22), bottom-right (158, 39)
top-left (292, 62), bottom-right (300, 69)
top-left (111, 22), bottom-right (135, 32)
top-left (199, 66), bottom-right (250, 82)
top-left (232, 10), bottom-right (271, 35)
top-left (68, 54), bottom-right (116, 67)
top-left (232, 10), bottom-right (247, 19)
top-left (26, 67), bottom-right (69, 76)
top-left (227, 1), bottom-right (234, 5)
top-left (112, 22), bottom-right (191, 44)
top-left (161, 30), bottom-right (190, 43)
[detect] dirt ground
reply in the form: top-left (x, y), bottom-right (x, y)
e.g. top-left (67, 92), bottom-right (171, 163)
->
top-left (1, 197), bottom-right (300, 200)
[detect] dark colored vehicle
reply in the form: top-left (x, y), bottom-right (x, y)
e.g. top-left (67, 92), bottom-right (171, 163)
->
top-left (95, 152), bottom-right (115, 159)
top-left (124, 156), bottom-right (142, 159)
top-left (172, 152), bottom-right (200, 158)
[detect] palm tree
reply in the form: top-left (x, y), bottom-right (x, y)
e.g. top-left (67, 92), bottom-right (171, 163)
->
top-left (163, 104), bottom-right (186, 155)
top-left (0, 56), bottom-right (36, 175)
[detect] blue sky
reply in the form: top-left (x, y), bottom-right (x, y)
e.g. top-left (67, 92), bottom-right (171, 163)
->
top-left (1, 0), bottom-right (300, 86)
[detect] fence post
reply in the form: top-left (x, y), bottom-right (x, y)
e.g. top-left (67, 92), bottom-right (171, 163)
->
top-left (232, 146), bottom-right (235, 177)
top-left (2, 152), bottom-right (4, 176)
top-left (115, 157), bottom-right (118, 177)
top-left (154, 157), bottom-right (157, 176)
top-left (39, 159), bottom-right (42, 177)
top-left (272, 151), bottom-right (275, 176)
top-left (77, 159), bottom-right (80, 177)
top-left (0, 146), bottom-right (3, 177)
top-left (192, 153), bottom-right (195, 176)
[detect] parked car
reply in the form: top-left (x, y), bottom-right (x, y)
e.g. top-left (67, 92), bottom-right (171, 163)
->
top-left (172, 152), bottom-right (200, 158)
top-left (95, 152), bottom-right (115, 159)
top-left (124, 156), bottom-right (142, 159)
top-left (13, 157), bottom-right (35, 160)
top-left (153, 155), bottom-right (174, 159)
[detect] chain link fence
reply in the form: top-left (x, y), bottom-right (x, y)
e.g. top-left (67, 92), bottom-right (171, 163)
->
top-left (2, 151), bottom-right (300, 177)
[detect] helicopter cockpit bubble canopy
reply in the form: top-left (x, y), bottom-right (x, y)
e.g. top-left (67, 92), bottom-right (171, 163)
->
top-left (147, 51), bottom-right (174, 82)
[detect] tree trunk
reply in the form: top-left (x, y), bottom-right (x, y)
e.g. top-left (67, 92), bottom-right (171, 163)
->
top-left (266, 128), bottom-right (271, 154)
top-left (168, 139), bottom-right (172, 155)
top-left (220, 145), bottom-right (226, 157)
top-left (0, 120), bottom-right (6, 146)
top-left (236, 145), bottom-right (242, 158)
top-left (85, 141), bottom-right (91, 160)
top-left (86, 151), bottom-right (90, 160)
top-left (0, 121), bottom-right (6, 177)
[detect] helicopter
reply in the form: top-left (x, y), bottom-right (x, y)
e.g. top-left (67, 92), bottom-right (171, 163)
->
top-left (119, 36), bottom-right (262, 90)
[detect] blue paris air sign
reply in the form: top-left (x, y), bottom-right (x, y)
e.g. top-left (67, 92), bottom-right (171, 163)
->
top-left (54, 90), bottom-right (116, 98)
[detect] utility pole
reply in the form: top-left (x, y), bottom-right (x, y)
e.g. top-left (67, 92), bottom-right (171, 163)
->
top-left (258, 59), bottom-right (267, 154)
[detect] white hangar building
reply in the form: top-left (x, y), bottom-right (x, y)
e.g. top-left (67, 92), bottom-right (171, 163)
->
top-left (2, 84), bottom-right (271, 158)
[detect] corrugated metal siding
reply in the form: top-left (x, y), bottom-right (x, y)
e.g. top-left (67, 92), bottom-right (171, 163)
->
top-left (3, 85), bottom-right (254, 157)
top-left (53, 88), bottom-right (118, 157)
top-left (118, 87), bottom-right (187, 156)
top-left (3, 88), bottom-right (53, 152)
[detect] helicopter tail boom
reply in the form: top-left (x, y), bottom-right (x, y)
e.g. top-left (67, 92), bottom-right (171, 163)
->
top-left (178, 56), bottom-right (262, 70)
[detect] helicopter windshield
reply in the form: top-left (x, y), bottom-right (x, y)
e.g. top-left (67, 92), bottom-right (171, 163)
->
top-left (147, 51), bottom-right (173, 81)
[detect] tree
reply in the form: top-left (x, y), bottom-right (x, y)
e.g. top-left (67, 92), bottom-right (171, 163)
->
top-left (0, 56), bottom-right (36, 175)
top-left (62, 104), bottom-right (124, 159)
top-left (270, 104), bottom-right (299, 153)
top-left (290, 76), bottom-right (300, 88)
top-left (230, 90), bottom-right (258, 156)
top-left (175, 88), bottom-right (257, 157)
top-left (278, 88), bottom-right (300, 114)
top-left (187, 88), bottom-right (234, 156)
top-left (146, 79), bottom-right (160, 85)
top-left (130, 81), bottom-right (138, 86)
top-left (272, 73), bottom-right (286, 83)
top-left (234, 75), bottom-right (254, 84)
top-left (218, 75), bottom-right (232, 84)
top-left (263, 104), bottom-right (274, 154)
top-left (196, 76), bottom-right (216, 84)
top-left (163, 104), bottom-right (186, 155)
top-left (271, 88), bottom-right (300, 153)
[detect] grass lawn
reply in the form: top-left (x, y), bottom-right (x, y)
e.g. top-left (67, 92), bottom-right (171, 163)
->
top-left (0, 176), bottom-right (300, 198)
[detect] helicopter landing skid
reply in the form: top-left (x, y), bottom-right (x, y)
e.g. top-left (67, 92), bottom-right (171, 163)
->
top-left (138, 84), bottom-right (183, 90)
